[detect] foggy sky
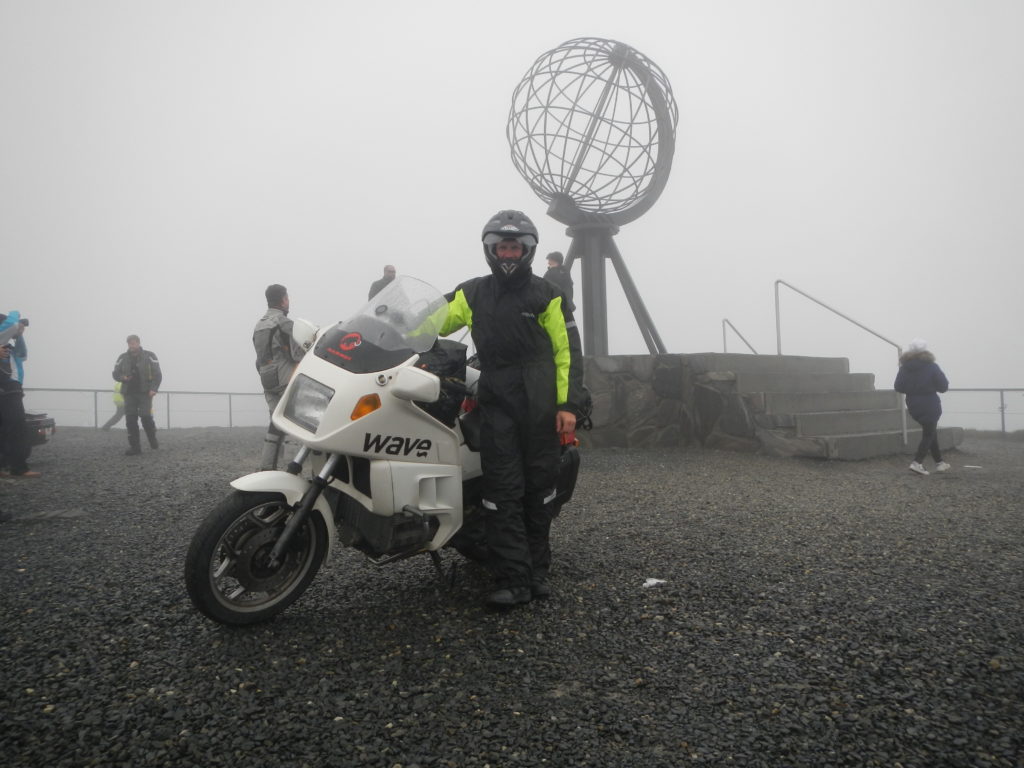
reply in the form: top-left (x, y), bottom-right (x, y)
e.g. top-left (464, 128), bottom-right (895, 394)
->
top-left (3, 0), bottom-right (1022, 400)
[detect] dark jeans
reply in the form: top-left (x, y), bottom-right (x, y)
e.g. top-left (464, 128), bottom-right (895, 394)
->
top-left (0, 378), bottom-right (31, 473)
top-left (913, 419), bottom-right (942, 463)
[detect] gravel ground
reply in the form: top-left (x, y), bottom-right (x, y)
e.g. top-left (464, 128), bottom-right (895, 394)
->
top-left (1, 427), bottom-right (1022, 768)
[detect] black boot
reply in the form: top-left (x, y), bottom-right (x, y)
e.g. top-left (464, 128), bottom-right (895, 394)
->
top-left (141, 417), bottom-right (158, 449)
top-left (485, 587), bottom-right (532, 608)
top-left (530, 580), bottom-right (551, 599)
top-left (125, 420), bottom-right (142, 455)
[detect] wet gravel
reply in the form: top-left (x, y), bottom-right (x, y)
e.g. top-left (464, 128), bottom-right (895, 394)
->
top-left (1, 426), bottom-right (1022, 768)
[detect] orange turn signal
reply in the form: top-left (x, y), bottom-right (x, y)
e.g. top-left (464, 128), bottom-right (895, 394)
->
top-left (350, 394), bottom-right (381, 420)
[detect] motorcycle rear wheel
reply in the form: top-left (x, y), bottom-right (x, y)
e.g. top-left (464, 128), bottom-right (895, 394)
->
top-left (185, 490), bottom-right (328, 625)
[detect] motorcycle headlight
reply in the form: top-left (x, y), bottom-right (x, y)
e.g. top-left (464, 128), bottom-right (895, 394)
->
top-left (283, 374), bottom-right (334, 433)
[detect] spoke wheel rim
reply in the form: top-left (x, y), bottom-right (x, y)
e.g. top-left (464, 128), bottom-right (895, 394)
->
top-left (208, 502), bottom-right (317, 613)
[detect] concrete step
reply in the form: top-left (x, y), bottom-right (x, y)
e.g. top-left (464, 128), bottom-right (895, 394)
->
top-left (688, 352), bottom-right (849, 376)
top-left (760, 390), bottom-right (900, 414)
top-left (735, 371), bottom-right (875, 394)
top-left (796, 408), bottom-right (904, 437)
top-left (759, 426), bottom-right (964, 460)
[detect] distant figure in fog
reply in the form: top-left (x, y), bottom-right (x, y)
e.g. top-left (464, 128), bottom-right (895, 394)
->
top-left (101, 381), bottom-right (126, 430)
top-left (112, 334), bottom-right (162, 456)
top-left (543, 251), bottom-right (574, 308)
top-left (894, 338), bottom-right (950, 476)
top-left (253, 284), bottom-right (305, 470)
top-left (368, 264), bottom-right (397, 299)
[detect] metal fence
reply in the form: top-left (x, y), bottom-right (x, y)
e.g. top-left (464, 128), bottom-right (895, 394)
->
top-left (23, 386), bottom-right (1024, 434)
top-left (23, 388), bottom-right (269, 430)
top-left (943, 389), bottom-right (1024, 434)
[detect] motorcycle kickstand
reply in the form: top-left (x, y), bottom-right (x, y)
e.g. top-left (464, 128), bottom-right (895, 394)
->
top-left (429, 551), bottom-right (458, 588)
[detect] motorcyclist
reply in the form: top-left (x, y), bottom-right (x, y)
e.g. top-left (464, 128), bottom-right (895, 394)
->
top-left (112, 335), bottom-right (162, 455)
top-left (253, 284), bottom-right (305, 470)
top-left (439, 210), bottom-right (585, 607)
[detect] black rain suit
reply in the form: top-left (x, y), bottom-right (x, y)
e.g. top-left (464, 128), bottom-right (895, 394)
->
top-left (440, 272), bottom-right (584, 589)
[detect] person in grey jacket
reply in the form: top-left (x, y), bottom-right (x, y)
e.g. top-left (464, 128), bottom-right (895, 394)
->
top-left (253, 284), bottom-right (305, 470)
top-left (894, 338), bottom-right (950, 476)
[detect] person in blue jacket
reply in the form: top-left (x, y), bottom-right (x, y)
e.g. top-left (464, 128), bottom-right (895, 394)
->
top-left (0, 311), bottom-right (40, 478)
top-left (894, 338), bottom-right (950, 476)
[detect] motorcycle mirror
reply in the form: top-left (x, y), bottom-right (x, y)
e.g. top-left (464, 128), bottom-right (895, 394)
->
top-left (291, 318), bottom-right (319, 351)
top-left (391, 366), bottom-right (440, 403)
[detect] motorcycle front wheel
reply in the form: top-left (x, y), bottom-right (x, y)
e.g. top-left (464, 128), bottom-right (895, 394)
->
top-left (185, 490), bottom-right (328, 625)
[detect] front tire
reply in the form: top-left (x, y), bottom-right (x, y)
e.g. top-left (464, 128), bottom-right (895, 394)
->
top-left (185, 490), bottom-right (328, 625)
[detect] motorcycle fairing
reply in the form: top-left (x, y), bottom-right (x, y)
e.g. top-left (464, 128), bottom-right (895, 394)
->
top-left (369, 460), bottom-right (463, 549)
top-left (307, 454), bottom-right (464, 551)
top-left (273, 353), bottom-right (461, 465)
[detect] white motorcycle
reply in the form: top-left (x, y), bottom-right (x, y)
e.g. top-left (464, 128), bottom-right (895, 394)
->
top-left (185, 276), bottom-right (583, 625)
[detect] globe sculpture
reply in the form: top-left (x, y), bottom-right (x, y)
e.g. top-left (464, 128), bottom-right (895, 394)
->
top-left (508, 38), bottom-right (678, 355)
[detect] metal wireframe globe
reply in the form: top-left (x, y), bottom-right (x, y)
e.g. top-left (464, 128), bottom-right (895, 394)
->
top-left (507, 38), bottom-right (678, 224)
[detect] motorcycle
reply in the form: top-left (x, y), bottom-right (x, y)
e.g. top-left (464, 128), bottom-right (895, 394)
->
top-left (185, 276), bottom-right (584, 625)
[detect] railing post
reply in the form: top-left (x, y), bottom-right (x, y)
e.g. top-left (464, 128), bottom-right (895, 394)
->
top-left (774, 281), bottom-right (782, 355)
top-left (228, 393), bottom-right (233, 428)
top-left (166, 393), bottom-right (171, 429)
top-left (1000, 390), bottom-right (1006, 434)
top-left (93, 390), bottom-right (99, 428)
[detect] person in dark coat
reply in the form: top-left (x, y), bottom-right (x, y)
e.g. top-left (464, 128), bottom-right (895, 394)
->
top-left (543, 251), bottom-right (574, 309)
top-left (894, 338), bottom-right (950, 475)
top-left (368, 265), bottom-right (396, 300)
top-left (112, 335), bottom-right (162, 455)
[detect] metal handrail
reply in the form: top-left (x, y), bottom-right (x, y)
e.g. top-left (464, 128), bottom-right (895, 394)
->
top-left (721, 319), bottom-right (758, 354)
top-left (774, 279), bottom-right (908, 444)
top-left (24, 387), bottom-right (264, 429)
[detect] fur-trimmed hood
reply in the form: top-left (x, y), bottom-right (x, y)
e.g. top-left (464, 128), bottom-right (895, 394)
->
top-left (899, 349), bottom-right (936, 367)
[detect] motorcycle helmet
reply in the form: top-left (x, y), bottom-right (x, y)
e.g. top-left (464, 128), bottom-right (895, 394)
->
top-left (481, 210), bottom-right (538, 283)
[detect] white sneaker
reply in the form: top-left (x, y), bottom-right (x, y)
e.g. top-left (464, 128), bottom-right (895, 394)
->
top-left (909, 462), bottom-right (929, 475)
top-left (935, 461), bottom-right (951, 473)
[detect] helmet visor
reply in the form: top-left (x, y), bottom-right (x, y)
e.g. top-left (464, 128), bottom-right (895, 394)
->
top-left (483, 232), bottom-right (538, 251)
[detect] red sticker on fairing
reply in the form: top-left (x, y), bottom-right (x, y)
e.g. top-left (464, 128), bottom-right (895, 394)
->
top-left (327, 332), bottom-right (362, 361)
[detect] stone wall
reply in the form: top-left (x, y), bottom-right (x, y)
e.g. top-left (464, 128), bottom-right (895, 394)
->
top-left (580, 354), bottom-right (760, 451)
top-left (581, 355), bottom-right (691, 448)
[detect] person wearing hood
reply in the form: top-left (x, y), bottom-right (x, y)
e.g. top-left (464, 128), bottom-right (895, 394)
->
top-left (0, 311), bottom-right (39, 478)
top-left (894, 338), bottom-right (950, 476)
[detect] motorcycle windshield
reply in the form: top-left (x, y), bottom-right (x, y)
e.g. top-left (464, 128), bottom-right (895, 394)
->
top-left (313, 276), bottom-right (449, 374)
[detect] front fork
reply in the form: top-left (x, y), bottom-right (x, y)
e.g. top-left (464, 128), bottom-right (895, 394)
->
top-left (268, 450), bottom-right (339, 567)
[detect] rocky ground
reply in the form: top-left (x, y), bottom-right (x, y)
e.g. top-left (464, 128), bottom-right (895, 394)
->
top-left (1, 427), bottom-right (1021, 768)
